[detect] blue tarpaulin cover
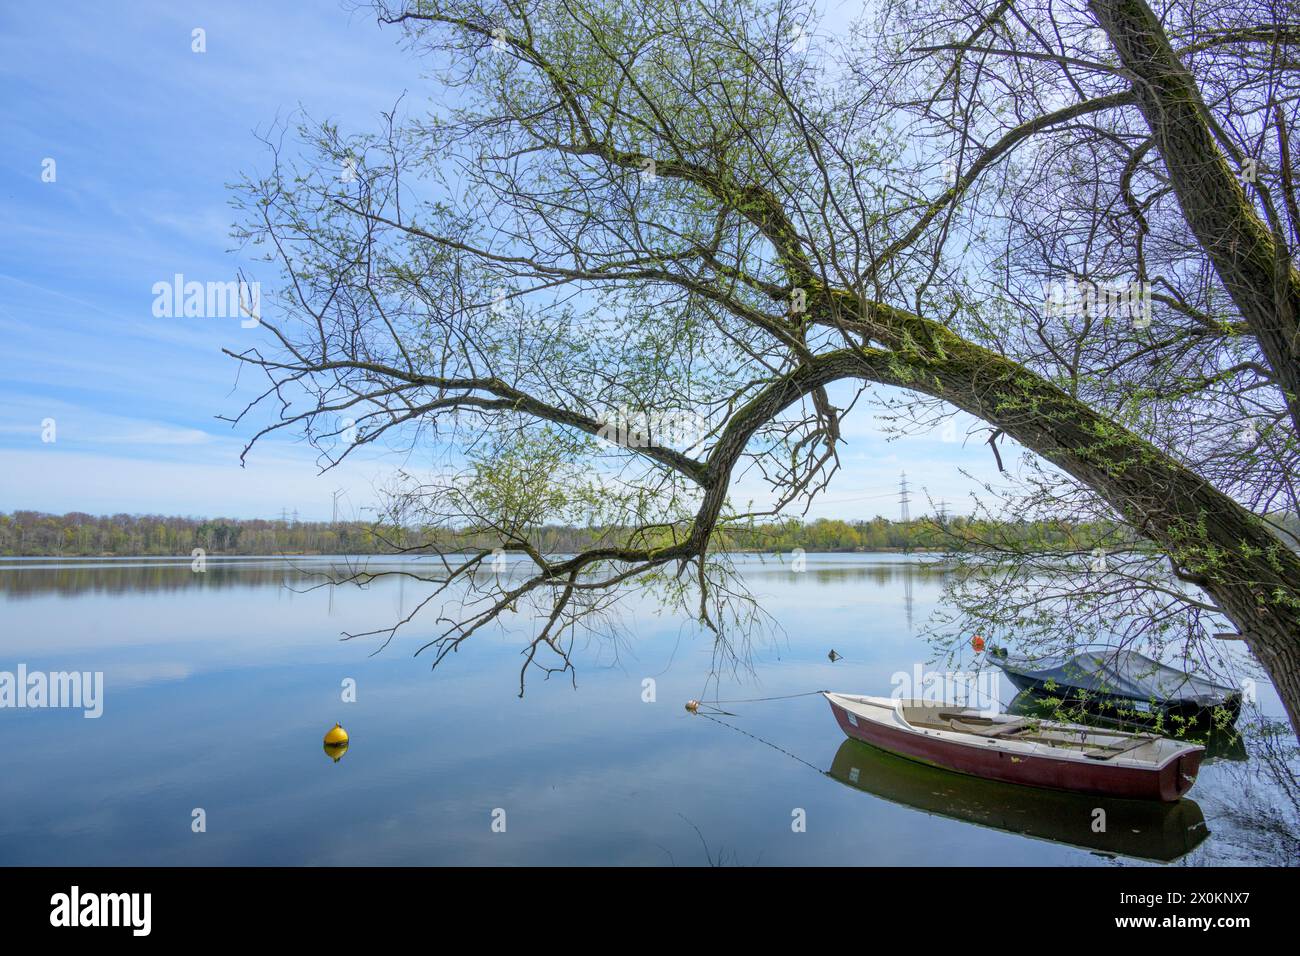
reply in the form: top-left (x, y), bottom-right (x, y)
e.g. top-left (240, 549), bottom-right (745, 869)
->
top-left (995, 649), bottom-right (1239, 708)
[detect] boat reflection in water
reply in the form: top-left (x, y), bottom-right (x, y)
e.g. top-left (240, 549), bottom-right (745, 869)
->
top-left (323, 740), bottom-right (349, 763)
top-left (828, 738), bottom-right (1210, 863)
top-left (1006, 691), bottom-right (1248, 763)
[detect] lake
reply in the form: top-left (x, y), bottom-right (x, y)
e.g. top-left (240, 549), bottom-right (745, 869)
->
top-left (0, 553), bottom-right (1293, 866)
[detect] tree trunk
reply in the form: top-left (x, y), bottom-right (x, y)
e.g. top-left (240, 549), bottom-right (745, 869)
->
top-left (1066, 0), bottom-right (1300, 736)
top-left (850, 336), bottom-right (1300, 739)
top-left (1088, 0), bottom-right (1300, 439)
top-left (964, 353), bottom-right (1300, 737)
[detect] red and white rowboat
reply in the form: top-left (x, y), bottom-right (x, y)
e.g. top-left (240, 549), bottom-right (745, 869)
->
top-left (825, 693), bottom-right (1204, 802)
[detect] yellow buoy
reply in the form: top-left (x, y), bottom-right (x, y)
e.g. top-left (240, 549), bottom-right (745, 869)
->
top-left (324, 722), bottom-right (349, 745)
top-left (685, 700), bottom-right (700, 713)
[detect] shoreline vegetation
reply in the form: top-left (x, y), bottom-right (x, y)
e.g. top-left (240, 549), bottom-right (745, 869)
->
top-left (1, 509), bottom-right (1125, 558)
top-left (4, 511), bottom-right (1296, 560)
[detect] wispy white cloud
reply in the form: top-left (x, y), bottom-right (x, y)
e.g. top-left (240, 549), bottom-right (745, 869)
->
top-left (0, 0), bottom-right (1034, 523)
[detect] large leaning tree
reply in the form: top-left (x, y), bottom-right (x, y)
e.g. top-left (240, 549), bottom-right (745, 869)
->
top-left (225, 0), bottom-right (1300, 738)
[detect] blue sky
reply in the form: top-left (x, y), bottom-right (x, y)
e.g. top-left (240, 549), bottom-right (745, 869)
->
top-left (0, 1), bottom-right (1016, 521)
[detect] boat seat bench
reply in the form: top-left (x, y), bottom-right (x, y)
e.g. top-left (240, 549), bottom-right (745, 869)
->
top-left (946, 718), bottom-right (1030, 738)
top-left (1083, 737), bottom-right (1153, 760)
top-left (926, 710), bottom-right (1162, 758)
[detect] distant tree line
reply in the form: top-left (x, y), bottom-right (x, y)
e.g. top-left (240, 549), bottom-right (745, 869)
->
top-left (0, 509), bottom-right (1149, 557)
top-left (0, 512), bottom-right (391, 557)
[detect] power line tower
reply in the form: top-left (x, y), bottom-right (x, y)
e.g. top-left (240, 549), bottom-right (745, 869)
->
top-left (936, 499), bottom-right (949, 526)
top-left (331, 489), bottom-right (345, 526)
top-left (898, 472), bottom-right (911, 523)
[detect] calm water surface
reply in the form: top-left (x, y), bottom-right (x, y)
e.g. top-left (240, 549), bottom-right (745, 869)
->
top-left (0, 553), bottom-right (1293, 865)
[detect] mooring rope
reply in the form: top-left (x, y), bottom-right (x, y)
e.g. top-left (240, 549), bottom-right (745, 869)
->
top-left (694, 689), bottom-right (830, 706)
top-left (693, 710), bottom-right (829, 777)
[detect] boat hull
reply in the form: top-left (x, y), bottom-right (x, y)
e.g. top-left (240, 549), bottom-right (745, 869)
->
top-left (827, 696), bottom-right (1202, 802)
